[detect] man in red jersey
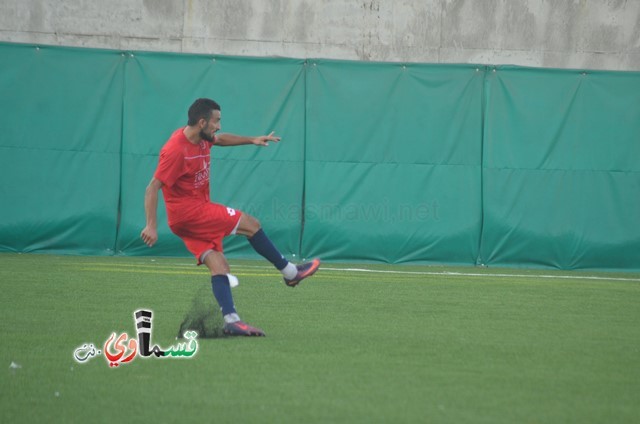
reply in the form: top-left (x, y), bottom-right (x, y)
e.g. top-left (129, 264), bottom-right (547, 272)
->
top-left (141, 98), bottom-right (320, 337)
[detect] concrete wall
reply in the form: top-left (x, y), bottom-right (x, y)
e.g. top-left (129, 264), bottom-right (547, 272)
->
top-left (1, 0), bottom-right (639, 71)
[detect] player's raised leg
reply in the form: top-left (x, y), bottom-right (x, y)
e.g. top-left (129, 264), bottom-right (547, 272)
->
top-left (201, 249), bottom-right (264, 336)
top-left (234, 213), bottom-right (320, 287)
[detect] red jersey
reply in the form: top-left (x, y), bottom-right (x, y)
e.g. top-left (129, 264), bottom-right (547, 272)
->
top-left (154, 128), bottom-right (215, 226)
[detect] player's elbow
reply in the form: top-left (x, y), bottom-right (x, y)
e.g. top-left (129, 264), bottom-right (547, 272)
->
top-left (147, 178), bottom-right (164, 193)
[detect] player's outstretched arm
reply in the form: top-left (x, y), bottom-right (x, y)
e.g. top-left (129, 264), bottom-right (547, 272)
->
top-left (215, 131), bottom-right (281, 147)
top-left (141, 177), bottom-right (163, 247)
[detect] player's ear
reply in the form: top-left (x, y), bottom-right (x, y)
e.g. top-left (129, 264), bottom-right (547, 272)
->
top-left (198, 118), bottom-right (207, 128)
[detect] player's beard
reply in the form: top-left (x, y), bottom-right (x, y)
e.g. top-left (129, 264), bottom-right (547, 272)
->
top-left (200, 129), bottom-right (215, 142)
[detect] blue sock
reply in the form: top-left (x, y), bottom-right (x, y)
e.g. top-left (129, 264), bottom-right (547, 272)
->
top-left (211, 275), bottom-right (236, 316)
top-left (248, 228), bottom-right (289, 270)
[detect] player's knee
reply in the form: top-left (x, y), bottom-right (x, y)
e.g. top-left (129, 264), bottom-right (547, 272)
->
top-left (245, 214), bottom-right (261, 232)
top-left (236, 213), bottom-right (262, 237)
top-left (201, 250), bottom-right (230, 274)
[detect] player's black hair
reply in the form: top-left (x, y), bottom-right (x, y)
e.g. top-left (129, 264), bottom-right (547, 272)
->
top-left (187, 98), bottom-right (221, 126)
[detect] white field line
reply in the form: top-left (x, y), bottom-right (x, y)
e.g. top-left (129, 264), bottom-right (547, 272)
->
top-left (227, 264), bottom-right (640, 283)
top-left (318, 267), bottom-right (640, 282)
top-left (62, 261), bottom-right (640, 283)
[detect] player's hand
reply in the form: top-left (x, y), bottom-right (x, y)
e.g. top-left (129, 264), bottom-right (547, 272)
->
top-left (140, 226), bottom-right (158, 247)
top-left (252, 131), bottom-right (281, 146)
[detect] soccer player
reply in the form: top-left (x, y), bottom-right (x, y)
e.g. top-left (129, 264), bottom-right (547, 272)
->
top-left (140, 98), bottom-right (320, 337)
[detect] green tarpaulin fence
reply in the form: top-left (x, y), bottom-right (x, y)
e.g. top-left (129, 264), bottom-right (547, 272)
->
top-left (1, 43), bottom-right (638, 270)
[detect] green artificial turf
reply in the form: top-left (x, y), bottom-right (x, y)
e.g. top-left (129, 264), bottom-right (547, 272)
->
top-left (1, 253), bottom-right (639, 423)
